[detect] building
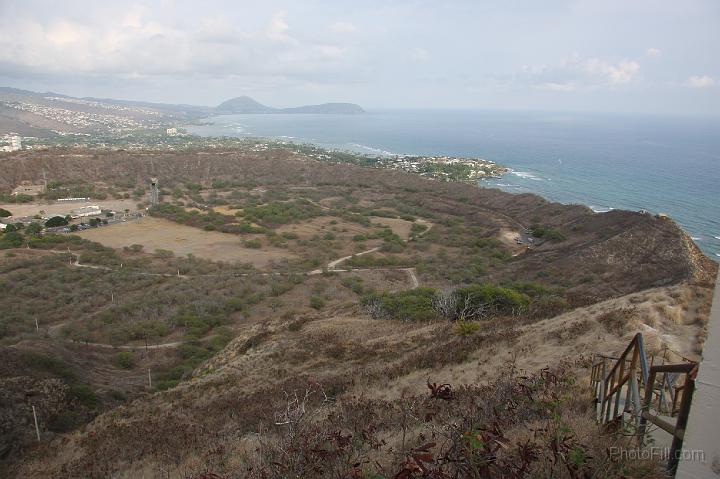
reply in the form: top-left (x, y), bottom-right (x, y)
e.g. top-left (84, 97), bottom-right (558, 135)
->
top-left (12, 181), bottom-right (44, 196)
top-left (0, 223), bottom-right (7, 231)
top-left (1, 135), bottom-right (22, 152)
top-left (71, 205), bottom-right (102, 218)
top-left (166, 127), bottom-right (178, 136)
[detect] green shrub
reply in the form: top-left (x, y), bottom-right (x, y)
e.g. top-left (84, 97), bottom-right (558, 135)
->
top-left (309, 296), bottom-right (326, 310)
top-left (410, 223), bottom-right (428, 235)
top-left (243, 239), bottom-right (262, 249)
top-left (0, 208), bottom-right (12, 217)
top-left (114, 351), bottom-right (135, 369)
top-left (455, 321), bottom-right (480, 336)
top-left (240, 200), bottom-right (322, 227)
top-left (530, 225), bottom-right (566, 241)
top-left (71, 383), bottom-right (99, 409)
top-left (363, 287), bottom-right (437, 321)
top-left (20, 352), bottom-right (75, 381)
top-left (453, 284), bottom-right (531, 319)
top-left (155, 379), bottom-right (180, 391)
top-left (0, 231), bottom-right (24, 248)
top-left (45, 216), bottom-right (69, 227)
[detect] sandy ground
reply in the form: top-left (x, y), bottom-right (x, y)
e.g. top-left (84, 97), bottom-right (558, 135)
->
top-left (368, 216), bottom-right (415, 240)
top-left (499, 228), bottom-right (527, 254)
top-left (275, 216), bottom-right (369, 238)
top-left (211, 205), bottom-right (239, 215)
top-left (0, 199), bottom-right (139, 218)
top-left (76, 216), bottom-right (296, 267)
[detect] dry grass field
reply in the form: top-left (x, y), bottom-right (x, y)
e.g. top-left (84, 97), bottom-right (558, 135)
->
top-left (76, 216), bottom-right (296, 267)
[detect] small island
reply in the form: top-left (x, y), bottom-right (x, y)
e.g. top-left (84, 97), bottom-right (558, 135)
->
top-left (215, 96), bottom-right (364, 115)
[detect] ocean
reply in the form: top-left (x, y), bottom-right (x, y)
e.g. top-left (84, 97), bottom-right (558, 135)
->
top-left (185, 110), bottom-right (720, 259)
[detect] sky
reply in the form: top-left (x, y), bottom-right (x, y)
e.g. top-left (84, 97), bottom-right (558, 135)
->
top-left (0, 0), bottom-right (719, 114)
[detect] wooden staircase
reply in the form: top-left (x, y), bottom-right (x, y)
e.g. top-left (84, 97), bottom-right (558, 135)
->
top-left (591, 333), bottom-right (698, 476)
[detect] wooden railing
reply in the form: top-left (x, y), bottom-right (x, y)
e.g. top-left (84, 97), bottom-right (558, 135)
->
top-left (590, 333), bottom-right (697, 476)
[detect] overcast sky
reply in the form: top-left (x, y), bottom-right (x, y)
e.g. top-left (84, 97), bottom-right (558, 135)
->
top-left (0, 0), bottom-right (718, 114)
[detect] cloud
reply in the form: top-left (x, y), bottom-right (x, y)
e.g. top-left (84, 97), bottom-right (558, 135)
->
top-left (267, 11), bottom-right (292, 42)
top-left (317, 45), bottom-right (346, 59)
top-left (411, 48), bottom-right (429, 62)
top-left (329, 21), bottom-right (357, 34)
top-left (567, 56), bottom-right (640, 85)
top-left (537, 82), bottom-right (577, 92)
top-left (646, 47), bottom-right (661, 57)
top-left (685, 75), bottom-right (715, 88)
top-left (0, 7), bottom-right (361, 86)
top-left (519, 55), bottom-right (641, 91)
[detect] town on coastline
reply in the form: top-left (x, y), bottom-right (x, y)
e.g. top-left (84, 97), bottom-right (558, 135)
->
top-left (3, 129), bottom-right (507, 185)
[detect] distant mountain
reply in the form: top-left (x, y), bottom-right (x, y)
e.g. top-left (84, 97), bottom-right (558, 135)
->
top-left (0, 87), bottom-right (365, 136)
top-left (216, 96), bottom-right (275, 114)
top-left (215, 96), bottom-right (364, 114)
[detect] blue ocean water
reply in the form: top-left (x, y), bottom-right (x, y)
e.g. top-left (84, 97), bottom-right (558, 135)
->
top-left (185, 110), bottom-right (720, 259)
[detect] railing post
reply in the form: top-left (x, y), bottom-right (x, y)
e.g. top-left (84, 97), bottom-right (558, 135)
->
top-left (630, 373), bottom-right (642, 428)
top-left (637, 370), bottom-right (657, 447)
top-left (612, 350), bottom-right (627, 422)
top-left (599, 359), bottom-right (608, 422)
top-left (668, 376), bottom-right (695, 475)
top-left (604, 367), bottom-right (616, 424)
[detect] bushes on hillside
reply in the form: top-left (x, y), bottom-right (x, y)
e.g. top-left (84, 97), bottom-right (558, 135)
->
top-left (0, 230), bottom-right (23, 248)
top-left (113, 352), bottom-right (135, 369)
top-left (240, 200), bottom-right (322, 227)
top-left (363, 281), bottom-right (564, 322)
top-left (451, 284), bottom-right (530, 319)
top-left (362, 287), bottom-right (437, 321)
top-left (530, 224), bottom-right (566, 241)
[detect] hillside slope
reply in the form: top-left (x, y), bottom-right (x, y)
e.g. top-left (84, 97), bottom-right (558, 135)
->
top-left (1, 148), bottom-right (716, 477)
top-left (1, 148), bottom-right (714, 298)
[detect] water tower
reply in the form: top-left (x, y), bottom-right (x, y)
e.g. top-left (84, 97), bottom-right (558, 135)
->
top-left (149, 177), bottom-right (159, 206)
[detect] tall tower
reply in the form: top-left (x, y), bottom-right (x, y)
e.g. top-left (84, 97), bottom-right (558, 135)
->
top-left (9, 136), bottom-right (21, 151)
top-left (149, 177), bottom-right (159, 206)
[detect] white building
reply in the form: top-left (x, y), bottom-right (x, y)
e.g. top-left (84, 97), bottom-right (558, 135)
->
top-left (1, 135), bottom-right (22, 152)
top-left (166, 127), bottom-right (178, 136)
top-left (71, 205), bottom-right (102, 218)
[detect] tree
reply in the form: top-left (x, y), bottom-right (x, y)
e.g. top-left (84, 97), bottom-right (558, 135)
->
top-left (0, 231), bottom-right (23, 248)
top-left (26, 222), bottom-right (43, 236)
top-left (0, 208), bottom-right (11, 218)
top-left (45, 216), bottom-right (69, 228)
top-left (114, 352), bottom-right (135, 369)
